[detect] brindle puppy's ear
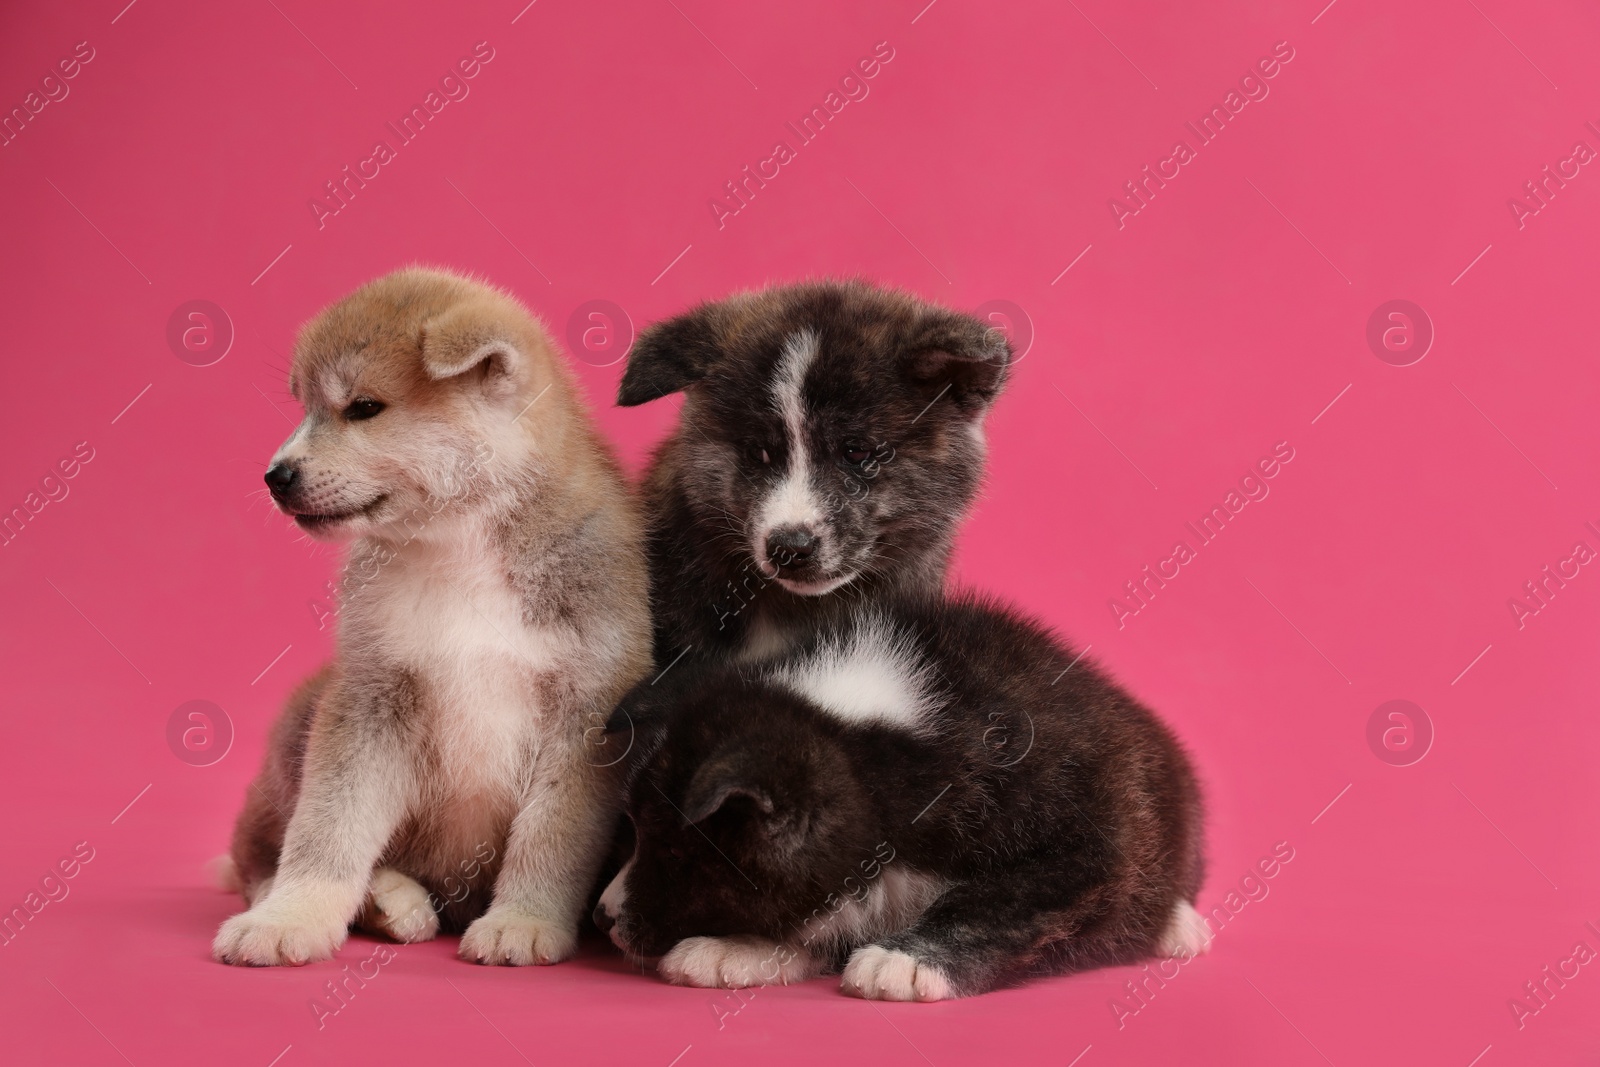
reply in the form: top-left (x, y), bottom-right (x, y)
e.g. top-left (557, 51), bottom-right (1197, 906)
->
top-left (903, 308), bottom-right (1013, 415)
top-left (617, 304), bottom-right (723, 406)
top-left (418, 304), bottom-right (525, 389)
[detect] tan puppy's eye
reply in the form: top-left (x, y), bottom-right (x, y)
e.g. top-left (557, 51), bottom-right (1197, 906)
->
top-left (343, 397), bottom-right (385, 421)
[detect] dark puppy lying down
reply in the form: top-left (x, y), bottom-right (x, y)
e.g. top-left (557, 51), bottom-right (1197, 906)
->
top-left (594, 595), bottom-right (1209, 1000)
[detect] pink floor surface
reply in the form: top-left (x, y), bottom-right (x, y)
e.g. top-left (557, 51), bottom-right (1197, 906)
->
top-left (2, 1), bottom-right (1598, 1064)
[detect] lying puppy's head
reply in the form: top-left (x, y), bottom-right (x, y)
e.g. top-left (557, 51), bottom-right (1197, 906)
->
top-left (594, 675), bottom-right (871, 960)
top-left (266, 267), bottom-right (557, 540)
top-left (620, 280), bottom-right (1010, 594)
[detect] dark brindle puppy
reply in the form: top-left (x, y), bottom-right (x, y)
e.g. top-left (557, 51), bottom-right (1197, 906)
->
top-left (593, 594), bottom-right (1209, 1000)
top-left (617, 280), bottom-right (1010, 665)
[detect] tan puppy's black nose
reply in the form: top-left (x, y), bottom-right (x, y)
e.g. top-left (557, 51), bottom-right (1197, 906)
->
top-left (264, 463), bottom-right (298, 499)
top-left (767, 526), bottom-right (818, 566)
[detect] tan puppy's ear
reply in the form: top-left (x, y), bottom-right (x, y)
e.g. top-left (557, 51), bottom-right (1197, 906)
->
top-left (419, 304), bottom-right (525, 385)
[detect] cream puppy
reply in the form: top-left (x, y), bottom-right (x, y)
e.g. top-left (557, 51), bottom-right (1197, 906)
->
top-left (213, 267), bottom-right (650, 966)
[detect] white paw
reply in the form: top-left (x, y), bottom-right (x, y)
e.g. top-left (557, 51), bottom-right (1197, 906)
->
top-left (212, 897), bottom-right (346, 966)
top-left (1156, 900), bottom-right (1212, 958)
top-left (659, 936), bottom-right (817, 988)
top-left (841, 945), bottom-right (953, 1002)
top-left (459, 907), bottom-right (576, 966)
top-left (360, 868), bottom-right (439, 944)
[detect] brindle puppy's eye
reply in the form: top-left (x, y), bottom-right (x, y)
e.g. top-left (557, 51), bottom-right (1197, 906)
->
top-left (343, 397), bottom-right (385, 421)
top-left (841, 444), bottom-right (872, 465)
top-left (744, 442), bottom-right (774, 467)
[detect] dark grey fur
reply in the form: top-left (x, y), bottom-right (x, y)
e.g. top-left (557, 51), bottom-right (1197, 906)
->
top-left (617, 279), bottom-right (1011, 665)
top-left (599, 594), bottom-right (1205, 998)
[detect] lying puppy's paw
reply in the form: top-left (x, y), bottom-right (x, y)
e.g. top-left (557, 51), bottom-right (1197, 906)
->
top-left (213, 901), bottom-right (346, 966)
top-left (660, 936), bottom-right (816, 988)
top-left (459, 907), bottom-right (576, 966)
top-left (360, 868), bottom-right (439, 944)
top-left (1156, 900), bottom-right (1212, 958)
top-left (840, 945), bottom-right (953, 1002)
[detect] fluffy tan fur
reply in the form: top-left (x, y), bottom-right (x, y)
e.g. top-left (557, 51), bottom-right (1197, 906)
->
top-left (214, 267), bottom-right (650, 966)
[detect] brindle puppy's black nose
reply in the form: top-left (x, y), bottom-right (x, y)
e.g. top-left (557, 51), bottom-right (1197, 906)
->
top-left (766, 526), bottom-right (818, 566)
top-left (592, 903), bottom-right (615, 934)
top-left (264, 463), bottom-right (298, 499)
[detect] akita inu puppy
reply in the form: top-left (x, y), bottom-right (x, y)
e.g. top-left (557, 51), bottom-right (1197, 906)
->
top-left (596, 595), bottom-right (1208, 1000)
top-left (617, 280), bottom-right (1012, 666)
top-left (213, 267), bottom-right (650, 966)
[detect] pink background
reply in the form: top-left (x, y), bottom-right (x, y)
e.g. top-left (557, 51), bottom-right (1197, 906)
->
top-left (2, 0), bottom-right (1597, 1063)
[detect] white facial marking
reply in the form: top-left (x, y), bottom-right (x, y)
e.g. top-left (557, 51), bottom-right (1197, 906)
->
top-left (753, 330), bottom-right (823, 558)
top-left (597, 855), bottom-right (633, 948)
top-left (774, 574), bottom-right (854, 596)
top-left (271, 419), bottom-right (310, 467)
top-left (321, 371), bottom-right (352, 410)
top-left (770, 615), bottom-right (942, 733)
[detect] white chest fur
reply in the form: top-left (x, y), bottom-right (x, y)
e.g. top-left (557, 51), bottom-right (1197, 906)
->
top-left (343, 541), bottom-right (571, 794)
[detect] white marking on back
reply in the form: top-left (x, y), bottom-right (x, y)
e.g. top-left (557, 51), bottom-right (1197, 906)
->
top-left (753, 330), bottom-right (823, 546)
top-left (770, 615), bottom-right (942, 732)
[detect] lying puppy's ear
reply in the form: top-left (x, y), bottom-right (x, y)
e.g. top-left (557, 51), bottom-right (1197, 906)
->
top-left (617, 305), bottom-right (721, 406)
top-left (419, 305), bottom-right (524, 389)
top-left (601, 679), bottom-right (675, 780)
top-left (682, 758), bottom-right (775, 825)
top-left (681, 753), bottom-right (816, 852)
top-left (904, 309), bottom-right (1012, 415)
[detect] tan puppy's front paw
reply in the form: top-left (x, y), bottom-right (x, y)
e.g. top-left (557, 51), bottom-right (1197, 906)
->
top-left (359, 868), bottom-right (439, 944)
top-left (840, 945), bottom-right (954, 1002)
top-left (459, 908), bottom-right (576, 966)
top-left (213, 902), bottom-right (346, 966)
